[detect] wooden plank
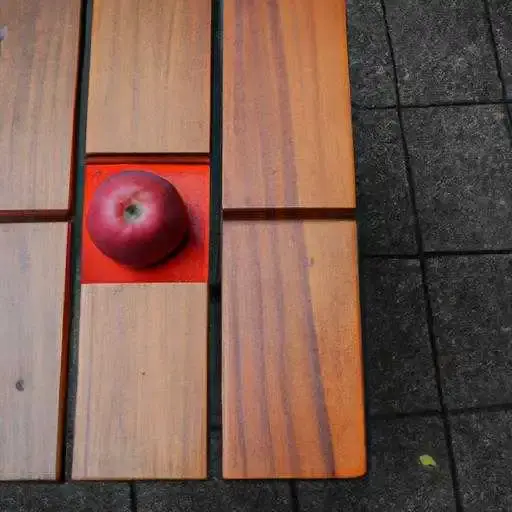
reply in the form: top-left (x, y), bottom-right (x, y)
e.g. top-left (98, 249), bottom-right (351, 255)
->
top-left (0, 223), bottom-right (69, 479)
top-left (73, 283), bottom-right (207, 479)
top-left (223, 0), bottom-right (355, 210)
top-left (0, 0), bottom-right (81, 211)
top-left (222, 220), bottom-right (365, 478)
top-left (86, 0), bottom-right (211, 155)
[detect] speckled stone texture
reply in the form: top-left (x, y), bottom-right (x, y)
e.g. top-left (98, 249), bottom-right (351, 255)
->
top-left (354, 108), bottom-right (417, 255)
top-left (384, 0), bottom-right (501, 104)
top-left (347, 0), bottom-right (396, 107)
top-left (361, 258), bottom-right (439, 415)
top-left (0, 483), bottom-right (131, 512)
top-left (451, 411), bottom-right (512, 512)
top-left (296, 416), bottom-right (455, 511)
top-left (489, 0), bottom-right (512, 99)
top-left (403, 105), bottom-right (512, 251)
top-left (136, 482), bottom-right (292, 512)
top-left (426, 255), bottom-right (512, 409)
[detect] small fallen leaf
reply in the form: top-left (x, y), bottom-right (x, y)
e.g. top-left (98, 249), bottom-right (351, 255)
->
top-left (419, 454), bottom-right (437, 468)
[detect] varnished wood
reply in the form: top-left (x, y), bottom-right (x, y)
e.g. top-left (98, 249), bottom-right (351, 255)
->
top-left (0, 223), bottom-right (69, 479)
top-left (86, 0), bottom-right (211, 155)
top-left (73, 283), bottom-right (207, 479)
top-left (222, 220), bottom-right (365, 478)
top-left (0, 0), bottom-right (81, 211)
top-left (223, 0), bottom-right (355, 209)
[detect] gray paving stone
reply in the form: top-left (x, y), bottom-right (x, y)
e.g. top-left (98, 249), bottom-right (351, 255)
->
top-left (297, 416), bottom-right (455, 511)
top-left (0, 483), bottom-right (131, 512)
top-left (347, 0), bottom-right (396, 107)
top-left (354, 109), bottom-right (417, 255)
top-left (384, 0), bottom-right (501, 104)
top-left (362, 258), bottom-right (439, 415)
top-left (489, 0), bottom-right (512, 99)
top-left (136, 481), bottom-right (292, 512)
top-left (427, 255), bottom-right (512, 409)
top-left (403, 105), bottom-right (512, 251)
top-left (451, 410), bottom-right (512, 511)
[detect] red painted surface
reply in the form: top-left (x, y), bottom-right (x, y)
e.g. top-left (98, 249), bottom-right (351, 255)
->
top-left (81, 163), bottom-right (209, 284)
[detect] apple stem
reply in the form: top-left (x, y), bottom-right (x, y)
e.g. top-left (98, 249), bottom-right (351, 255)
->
top-left (124, 203), bottom-right (142, 222)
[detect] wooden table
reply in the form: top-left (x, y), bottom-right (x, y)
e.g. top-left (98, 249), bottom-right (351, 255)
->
top-left (0, 0), bottom-right (365, 481)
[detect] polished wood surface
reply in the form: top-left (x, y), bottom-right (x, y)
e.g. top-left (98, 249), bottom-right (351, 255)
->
top-left (222, 220), bottom-right (365, 478)
top-left (0, 0), bottom-right (81, 211)
top-left (0, 223), bottom-right (69, 479)
top-left (73, 283), bottom-right (207, 479)
top-left (223, 0), bottom-right (355, 209)
top-left (86, 0), bottom-right (211, 155)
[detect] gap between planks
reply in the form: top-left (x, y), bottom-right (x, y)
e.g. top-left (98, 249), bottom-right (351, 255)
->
top-left (223, 208), bottom-right (356, 221)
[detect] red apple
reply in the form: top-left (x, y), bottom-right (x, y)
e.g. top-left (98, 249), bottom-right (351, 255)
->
top-left (86, 170), bottom-right (189, 268)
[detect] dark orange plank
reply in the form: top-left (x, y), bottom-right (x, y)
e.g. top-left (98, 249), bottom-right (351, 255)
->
top-left (86, 0), bottom-right (211, 155)
top-left (73, 283), bottom-right (207, 479)
top-left (0, 1), bottom-right (81, 211)
top-left (222, 220), bottom-right (365, 478)
top-left (0, 223), bottom-right (69, 479)
top-left (223, 0), bottom-right (355, 209)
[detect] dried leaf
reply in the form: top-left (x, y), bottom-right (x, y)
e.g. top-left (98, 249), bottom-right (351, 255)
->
top-left (419, 454), bottom-right (437, 468)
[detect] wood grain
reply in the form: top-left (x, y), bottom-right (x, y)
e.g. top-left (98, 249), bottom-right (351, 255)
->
top-left (222, 220), bottom-right (365, 478)
top-left (223, 0), bottom-right (355, 209)
top-left (0, 223), bottom-right (69, 479)
top-left (86, 0), bottom-right (211, 155)
top-left (0, 0), bottom-right (81, 211)
top-left (73, 283), bottom-right (207, 479)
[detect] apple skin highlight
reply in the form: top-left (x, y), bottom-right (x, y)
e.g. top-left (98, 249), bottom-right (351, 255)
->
top-left (86, 170), bottom-right (189, 268)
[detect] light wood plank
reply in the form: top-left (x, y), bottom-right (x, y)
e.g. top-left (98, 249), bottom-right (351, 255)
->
top-left (86, 0), bottom-right (211, 155)
top-left (73, 283), bottom-right (207, 479)
top-left (0, 0), bottom-right (81, 211)
top-left (222, 220), bottom-right (365, 478)
top-left (0, 223), bottom-right (69, 479)
top-left (223, 0), bottom-right (355, 209)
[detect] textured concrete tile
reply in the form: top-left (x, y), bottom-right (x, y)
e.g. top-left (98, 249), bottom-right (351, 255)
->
top-left (0, 483), bottom-right (131, 512)
top-left (427, 255), bottom-right (512, 409)
top-left (489, 0), bottom-right (512, 99)
top-left (297, 416), bottom-right (455, 511)
top-left (384, 0), bottom-right (501, 104)
top-left (451, 411), bottom-right (512, 511)
top-left (354, 109), bottom-right (417, 255)
top-left (347, 0), bottom-right (396, 107)
top-left (362, 258), bottom-right (439, 415)
top-left (403, 105), bottom-right (512, 251)
top-left (136, 481), bottom-right (291, 512)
